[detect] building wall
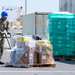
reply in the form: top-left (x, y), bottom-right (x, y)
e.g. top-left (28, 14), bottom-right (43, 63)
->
top-left (59, 0), bottom-right (75, 13)
top-left (72, 0), bottom-right (75, 13)
top-left (1, 6), bottom-right (21, 22)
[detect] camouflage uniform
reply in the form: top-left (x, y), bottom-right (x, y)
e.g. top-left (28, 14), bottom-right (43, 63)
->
top-left (0, 18), bottom-right (9, 59)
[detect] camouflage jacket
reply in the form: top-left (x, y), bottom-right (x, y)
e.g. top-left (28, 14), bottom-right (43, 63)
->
top-left (0, 18), bottom-right (9, 32)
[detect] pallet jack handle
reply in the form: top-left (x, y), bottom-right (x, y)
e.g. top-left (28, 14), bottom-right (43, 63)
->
top-left (4, 33), bottom-right (11, 49)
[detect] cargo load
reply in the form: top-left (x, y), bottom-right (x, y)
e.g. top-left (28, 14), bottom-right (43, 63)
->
top-left (48, 12), bottom-right (75, 57)
top-left (6, 35), bottom-right (55, 67)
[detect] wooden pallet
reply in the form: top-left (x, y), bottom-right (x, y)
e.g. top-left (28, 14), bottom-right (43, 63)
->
top-left (5, 63), bottom-right (56, 68)
top-left (30, 64), bottom-right (56, 67)
top-left (54, 56), bottom-right (75, 60)
top-left (5, 63), bottom-right (29, 68)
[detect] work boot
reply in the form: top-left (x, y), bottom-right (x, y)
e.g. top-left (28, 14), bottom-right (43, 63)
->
top-left (0, 61), bottom-right (5, 65)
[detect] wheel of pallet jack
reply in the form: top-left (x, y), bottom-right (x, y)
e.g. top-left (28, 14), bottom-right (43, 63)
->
top-left (25, 65), bottom-right (30, 68)
top-left (52, 64), bottom-right (56, 67)
top-left (6, 64), bottom-right (13, 67)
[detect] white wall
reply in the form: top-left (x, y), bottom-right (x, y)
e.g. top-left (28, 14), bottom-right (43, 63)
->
top-left (1, 6), bottom-right (19, 22)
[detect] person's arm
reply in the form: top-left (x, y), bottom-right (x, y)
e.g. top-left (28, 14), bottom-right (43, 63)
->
top-left (6, 21), bottom-right (10, 34)
top-left (6, 21), bottom-right (9, 32)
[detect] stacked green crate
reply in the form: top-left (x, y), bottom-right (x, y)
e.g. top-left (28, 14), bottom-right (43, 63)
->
top-left (48, 12), bottom-right (75, 56)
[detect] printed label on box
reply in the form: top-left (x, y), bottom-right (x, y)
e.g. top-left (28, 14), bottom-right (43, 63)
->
top-left (42, 55), bottom-right (46, 59)
top-left (29, 54), bottom-right (33, 59)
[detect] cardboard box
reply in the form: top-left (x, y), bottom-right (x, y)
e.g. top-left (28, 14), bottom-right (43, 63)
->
top-left (17, 36), bottom-right (32, 42)
top-left (17, 42), bottom-right (25, 48)
top-left (36, 40), bottom-right (50, 46)
top-left (11, 43), bottom-right (53, 65)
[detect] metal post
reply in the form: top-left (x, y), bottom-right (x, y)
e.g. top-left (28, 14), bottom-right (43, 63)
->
top-left (25, 0), bottom-right (27, 14)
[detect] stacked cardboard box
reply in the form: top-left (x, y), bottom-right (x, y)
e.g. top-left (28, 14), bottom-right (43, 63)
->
top-left (35, 45), bottom-right (53, 65)
top-left (10, 36), bottom-right (54, 66)
top-left (14, 45), bottom-right (53, 65)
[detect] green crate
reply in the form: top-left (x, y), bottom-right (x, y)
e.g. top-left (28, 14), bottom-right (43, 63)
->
top-left (48, 12), bottom-right (75, 56)
top-left (48, 13), bottom-right (75, 19)
top-left (53, 51), bottom-right (75, 56)
top-left (53, 47), bottom-right (75, 56)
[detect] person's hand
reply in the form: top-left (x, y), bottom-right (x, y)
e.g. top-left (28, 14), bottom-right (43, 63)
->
top-left (7, 32), bottom-right (10, 34)
top-left (1, 32), bottom-right (5, 35)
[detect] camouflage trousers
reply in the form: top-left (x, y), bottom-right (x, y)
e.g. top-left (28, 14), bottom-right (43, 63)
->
top-left (0, 34), bottom-right (4, 59)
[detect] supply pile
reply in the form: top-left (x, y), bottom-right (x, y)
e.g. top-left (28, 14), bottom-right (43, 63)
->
top-left (6, 35), bottom-right (55, 67)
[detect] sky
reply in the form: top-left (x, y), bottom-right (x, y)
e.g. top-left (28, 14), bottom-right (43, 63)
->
top-left (0, 0), bottom-right (59, 14)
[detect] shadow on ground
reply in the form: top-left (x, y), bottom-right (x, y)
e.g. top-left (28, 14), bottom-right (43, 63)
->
top-left (55, 60), bottom-right (75, 65)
